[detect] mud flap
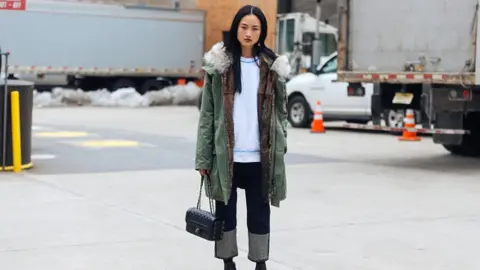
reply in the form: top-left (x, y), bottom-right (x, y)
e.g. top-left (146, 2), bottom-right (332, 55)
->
top-left (420, 84), bottom-right (432, 128)
top-left (432, 112), bottom-right (464, 145)
top-left (371, 83), bottom-right (382, 126)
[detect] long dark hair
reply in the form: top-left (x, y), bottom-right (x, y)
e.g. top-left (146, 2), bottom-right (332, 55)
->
top-left (225, 5), bottom-right (277, 93)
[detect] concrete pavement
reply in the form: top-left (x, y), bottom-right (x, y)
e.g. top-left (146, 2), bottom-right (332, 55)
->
top-left (0, 106), bottom-right (479, 269)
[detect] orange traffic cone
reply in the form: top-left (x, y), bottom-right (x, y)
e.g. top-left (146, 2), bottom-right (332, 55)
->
top-left (177, 78), bottom-right (186, 85)
top-left (311, 100), bottom-right (325, 133)
top-left (398, 109), bottom-right (420, 141)
top-left (194, 79), bottom-right (204, 87)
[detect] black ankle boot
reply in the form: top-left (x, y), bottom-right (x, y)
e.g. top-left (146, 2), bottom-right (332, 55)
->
top-left (255, 262), bottom-right (266, 270)
top-left (224, 260), bottom-right (236, 270)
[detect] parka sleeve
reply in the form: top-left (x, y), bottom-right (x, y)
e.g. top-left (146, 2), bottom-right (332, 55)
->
top-left (195, 72), bottom-right (214, 170)
top-left (276, 77), bottom-right (288, 152)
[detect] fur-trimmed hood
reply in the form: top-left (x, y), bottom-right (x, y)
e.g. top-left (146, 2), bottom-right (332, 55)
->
top-left (202, 41), bottom-right (291, 78)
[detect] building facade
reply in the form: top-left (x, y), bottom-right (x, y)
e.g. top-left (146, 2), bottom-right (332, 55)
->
top-left (195, 0), bottom-right (278, 53)
top-left (119, 0), bottom-right (278, 53)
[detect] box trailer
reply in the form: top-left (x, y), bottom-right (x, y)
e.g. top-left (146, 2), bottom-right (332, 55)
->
top-left (336, 0), bottom-right (480, 157)
top-left (0, 0), bottom-right (205, 93)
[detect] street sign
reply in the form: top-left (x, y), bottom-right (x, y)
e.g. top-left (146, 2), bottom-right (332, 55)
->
top-left (0, 0), bottom-right (26, 10)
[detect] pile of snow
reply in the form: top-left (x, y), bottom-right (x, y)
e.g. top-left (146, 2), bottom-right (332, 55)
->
top-left (33, 82), bottom-right (202, 108)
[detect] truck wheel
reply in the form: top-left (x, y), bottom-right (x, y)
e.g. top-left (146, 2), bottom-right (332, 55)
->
top-left (287, 95), bottom-right (311, 128)
top-left (442, 137), bottom-right (480, 157)
top-left (384, 109), bottom-right (405, 128)
top-left (442, 129), bottom-right (480, 157)
top-left (441, 112), bottom-right (480, 157)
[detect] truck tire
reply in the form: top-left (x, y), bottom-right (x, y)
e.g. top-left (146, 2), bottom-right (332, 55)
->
top-left (442, 140), bottom-right (480, 157)
top-left (384, 109), bottom-right (405, 128)
top-left (442, 113), bottom-right (480, 157)
top-left (287, 95), bottom-right (311, 128)
top-left (442, 133), bottom-right (480, 157)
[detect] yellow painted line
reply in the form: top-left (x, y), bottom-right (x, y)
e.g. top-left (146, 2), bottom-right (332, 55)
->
top-left (0, 162), bottom-right (33, 171)
top-left (74, 140), bottom-right (142, 148)
top-left (34, 131), bottom-right (92, 138)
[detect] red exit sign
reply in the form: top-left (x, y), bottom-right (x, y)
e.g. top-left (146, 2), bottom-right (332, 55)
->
top-left (0, 0), bottom-right (26, 10)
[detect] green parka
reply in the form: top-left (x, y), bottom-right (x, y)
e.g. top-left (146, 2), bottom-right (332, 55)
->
top-left (195, 42), bottom-right (290, 207)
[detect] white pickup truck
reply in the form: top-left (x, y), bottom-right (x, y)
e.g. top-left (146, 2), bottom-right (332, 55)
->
top-left (286, 52), bottom-right (372, 127)
top-left (286, 52), bottom-right (414, 128)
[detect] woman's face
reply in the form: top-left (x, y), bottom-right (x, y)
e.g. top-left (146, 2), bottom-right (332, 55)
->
top-left (237, 14), bottom-right (261, 49)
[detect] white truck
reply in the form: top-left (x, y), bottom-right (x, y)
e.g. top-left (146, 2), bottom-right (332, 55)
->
top-left (0, 0), bottom-right (205, 93)
top-left (336, 0), bottom-right (480, 157)
top-left (275, 12), bottom-right (338, 78)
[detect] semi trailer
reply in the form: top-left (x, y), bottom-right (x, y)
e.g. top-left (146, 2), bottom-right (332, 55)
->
top-left (336, 0), bottom-right (480, 157)
top-left (0, 0), bottom-right (205, 93)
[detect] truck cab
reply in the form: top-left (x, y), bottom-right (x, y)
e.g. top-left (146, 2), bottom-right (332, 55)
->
top-left (275, 12), bottom-right (338, 78)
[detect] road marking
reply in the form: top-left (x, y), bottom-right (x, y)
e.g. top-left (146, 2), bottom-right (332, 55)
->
top-left (73, 140), bottom-right (143, 148)
top-left (31, 154), bottom-right (56, 160)
top-left (32, 125), bottom-right (48, 131)
top-left (34, 131), bottom-right (92, 138)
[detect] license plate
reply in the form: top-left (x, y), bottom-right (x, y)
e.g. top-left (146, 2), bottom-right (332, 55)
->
top-left (392, 93), bottom-right (414, 104)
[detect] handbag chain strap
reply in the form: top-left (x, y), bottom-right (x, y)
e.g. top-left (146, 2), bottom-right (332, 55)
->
top-left (196, 174), bottom-right (215, 214)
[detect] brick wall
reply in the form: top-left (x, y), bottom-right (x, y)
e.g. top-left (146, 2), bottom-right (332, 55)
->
top-left (195, 0), bottom-right (278, 52)
top-left (108, 0), bottom-right (278, 53)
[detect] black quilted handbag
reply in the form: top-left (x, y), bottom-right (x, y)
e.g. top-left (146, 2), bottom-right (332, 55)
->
top-left (185, 175), bottom-right (224, 241)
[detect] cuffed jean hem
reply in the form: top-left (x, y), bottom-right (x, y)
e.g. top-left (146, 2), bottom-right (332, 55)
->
top-left (247, 232), bottom-right (269, 262)
top-left (215, 229), bottom-right (238, 259)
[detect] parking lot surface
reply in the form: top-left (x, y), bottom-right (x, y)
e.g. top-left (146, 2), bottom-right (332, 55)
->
top-left (1, 106), bottom-right (479, 269)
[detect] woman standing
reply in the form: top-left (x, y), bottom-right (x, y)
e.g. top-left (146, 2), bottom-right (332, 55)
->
top-left (195, 5), bottom-right (290, 270)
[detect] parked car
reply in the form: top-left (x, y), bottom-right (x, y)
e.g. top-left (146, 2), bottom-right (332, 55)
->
top-left (285, 52), bottom-right (409, 128)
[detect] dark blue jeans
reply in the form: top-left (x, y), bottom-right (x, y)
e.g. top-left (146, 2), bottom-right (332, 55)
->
top-left (214, 162), bottom-right (271, 262)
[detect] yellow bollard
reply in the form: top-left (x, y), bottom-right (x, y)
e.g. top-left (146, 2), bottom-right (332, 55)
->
top-left (10, 91), bottom-right (22, 173)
